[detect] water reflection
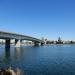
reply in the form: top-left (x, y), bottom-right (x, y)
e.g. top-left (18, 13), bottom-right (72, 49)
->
top-left (0, 47), bottom-right (11, 68)
top-left (5, 48), bottom-right (10, 59)
top-left (4, 47), bottom-right (10, 63)
top-left (14, 47), bottom-right (24, 60)
top-left (1, 45), bottom-right (75, 75)
top-left (15, 47), bottom-right (21, 57)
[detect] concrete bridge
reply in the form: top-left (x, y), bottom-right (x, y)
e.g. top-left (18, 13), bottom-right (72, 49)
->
top-left (0, 31), bottom-right (44, 48)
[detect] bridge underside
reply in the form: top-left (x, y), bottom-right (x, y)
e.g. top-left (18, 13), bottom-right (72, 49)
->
top-left (4, 39), bottom-right (44, 48)
top-left (0, 31), bottom-right (44, 48)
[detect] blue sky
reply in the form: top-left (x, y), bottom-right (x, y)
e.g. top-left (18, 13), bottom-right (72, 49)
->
top-left (0, 0), bottom-right (75, 40)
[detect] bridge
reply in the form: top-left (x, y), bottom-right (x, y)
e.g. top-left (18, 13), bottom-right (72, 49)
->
top-left (0, 31), bottom-right (44, 48)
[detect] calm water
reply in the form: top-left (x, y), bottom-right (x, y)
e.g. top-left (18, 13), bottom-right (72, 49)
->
top-left (0, 44), bottom-right (75, 75)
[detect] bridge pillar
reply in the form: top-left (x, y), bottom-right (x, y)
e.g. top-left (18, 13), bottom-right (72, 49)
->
top-left (5, 39), bottom-right (10, 48)
top-left (15, 40), bottom-right (21, 47)
top-left (40, 42), bottom-right (44, 46)
top-left (34, 42), bottom-right (40, 46)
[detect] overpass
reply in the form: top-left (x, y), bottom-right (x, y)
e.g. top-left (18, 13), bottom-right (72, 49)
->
top-left (0, 31), bottom-right (44, 48)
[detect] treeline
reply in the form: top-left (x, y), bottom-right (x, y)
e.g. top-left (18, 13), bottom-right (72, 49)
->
top-left (46, 40), bottom-right (75, 44)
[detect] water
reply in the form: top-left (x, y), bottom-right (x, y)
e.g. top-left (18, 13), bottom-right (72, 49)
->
top-left (0, 44), bottom-right (75, 75)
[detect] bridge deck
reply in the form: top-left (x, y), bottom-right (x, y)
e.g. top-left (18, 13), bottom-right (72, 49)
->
top-left (0, 31), bottom-right (41, 42)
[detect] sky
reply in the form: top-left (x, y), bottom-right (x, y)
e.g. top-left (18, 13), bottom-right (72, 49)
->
top-left (0, 0), bottom-right (75, 40)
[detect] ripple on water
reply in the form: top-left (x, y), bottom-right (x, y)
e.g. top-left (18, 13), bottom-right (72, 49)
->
top-left (0, 45), bottom-right (75, 75)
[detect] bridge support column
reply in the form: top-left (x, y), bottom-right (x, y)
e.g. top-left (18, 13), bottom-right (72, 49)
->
top-left (40, 42), bottom-right (44, 46)
top-left (5, 39), bottom-right (10, 48)
top-left (34, 42), bottom-right (40, 46)
top-left (15, 40), bottom-right (21, 47)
